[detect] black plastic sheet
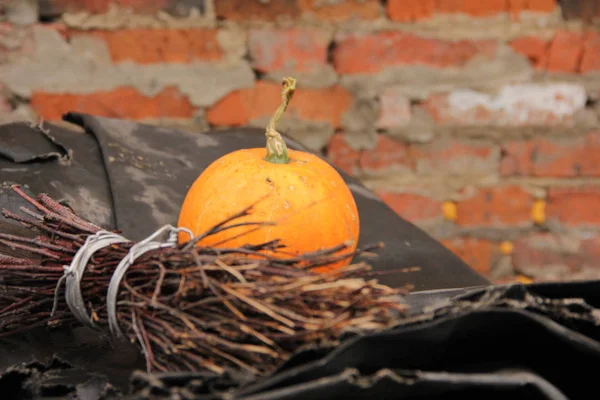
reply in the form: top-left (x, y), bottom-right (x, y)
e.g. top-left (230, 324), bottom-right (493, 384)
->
top-left (3, 115), bottom-right (597, 400)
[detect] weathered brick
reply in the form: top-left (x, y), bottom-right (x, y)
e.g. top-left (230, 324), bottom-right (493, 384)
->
top-left (73, 29), bottom-right (223, 64)
top-left (359, 134), bottom-right (412, 173)
top-left (205, 81), bottom-right (352, 128)
top-left (326, 132), bottom-right (361, 176)
top-left (298, 0), bottom-right (381, 20)
top-left (546, 31), bottom-right (584, 73)
top-left (386, 0), bottom-right (435, 21)
top-left (30, 87), bottom-right (195, 121)
top-left (376, 190), bottom-right (443, 224)
top-left (214, 0), bottom-right (300, 21)
top-left (581, 31), bottom-right (600, 73)
top-left (456, 185), bottom-right (534, 227)
top-left (501, 132), bottom-right (600, 177)
top-left (579, 236), bottom-right (600, 267)
top-left (441, 237), bottom-right (494, 275)
top-left (45, 0), bottom-right (172, 14)
top-left (411, 139), bottom-right (499, 175)
top-left (248, 28), bottom-right (329, 75)
top-left (377, 88), bottom-right (411, 128)
top-left (509, 36), bottom-right (549, 68)
top-left (559, 0), bottom-right (600, 20)
top-left (423, 83), bottom-right (587, 126)
top-left (512, 233), bottom-right (583, 278)
top-left (332, 32), bottom-right (497, 74)
top-left (525, 0), bottom-right (557, 12)
top-left (437, 0), bottom-right (507, 16)
top-left (0, 83), bottom-right (12, 114)
top-left (507, 0), bottom-right (556, 16)
top-left (546, 186), bottom-right (600, 227)
top-left (510, 30), bottom-right (600, 73)
top-left (387, 0), bottom-right (555, 21)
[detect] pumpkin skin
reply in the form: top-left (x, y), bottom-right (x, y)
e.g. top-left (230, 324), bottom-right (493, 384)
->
top-left (177, 77), bottom-right (360, 271)
top-left (177, 146), bottom-right (360, 270)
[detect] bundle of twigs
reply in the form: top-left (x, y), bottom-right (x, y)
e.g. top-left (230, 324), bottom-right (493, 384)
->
top-left (0, 185), bottom-right (406, 378)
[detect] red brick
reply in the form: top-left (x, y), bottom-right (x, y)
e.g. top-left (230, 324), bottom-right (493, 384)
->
top-left (326, 133), bottom-right (361, 176)
top-left (437, 0), bottom-right (507, 17)
top-left (74, 29), bottom-right (222, 64)
top-left (52, 0), bottom-right (112, 13)
top-left (298, 0), bottom-right (381, 20)
top-left (387, 0), bottom-right (556, 21)
top-left (411, 140), bottom-right (499, 175)
top-left (30, 87), bottom-right (194, 121)
top-left (456, 185), bottom-right (534, 227)
top-left (546, 31), bottom-right (584, 73)
top-left (377, 89), bottom-right (411, 128)
top-left (525, 0), bottom-right (557, 12)
top-left (579, 236), bottom-right (600, 266)
top-left (423, 83), bottom-right (586, 126)
top-left (214, 0), bottom-right (300, 21)
top-left (376, 191), bottom-right (443, 224)
top-left (359, 135), bottom-right (412, 173)
top-left (441, 237), bottom-right (494, 275)
top-left (52, 0), bottom-right (170, 13)
top-left (546, 186), bottom-right (600, 227)
top-left (387, 0), bottom-right (435, 21)
top-left (0, 83), bottom-right (11, 114)
top-left (509, 36), bottom-right (549, 68)
top-left (581, 31), bottom-right (600, 73)
top-left (205, 81), bottom-right (352, 128)
top-left (501, 132), bottom-right (600, 177)
top-left (512, 233), bottom-right (583, 275)
top-left (507, 0), bottom-right (528, 18)
top-left (332, 32), bottom-right (497, 74)
top-left (248, 28), bottom-right (329, 75)
top-left (116, 0), bottom-right (171, 12)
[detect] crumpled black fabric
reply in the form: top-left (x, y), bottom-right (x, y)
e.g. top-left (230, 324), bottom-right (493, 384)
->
top-left (0, 113), bottom-right (507, 400)
top-left (3, 280), bottom-right (600, 400)
top-left (127, 280), bottom-right (600, 400)
top-left (0, 113), bottom-right (488, 291)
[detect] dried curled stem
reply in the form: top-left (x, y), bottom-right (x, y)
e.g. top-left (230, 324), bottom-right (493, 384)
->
top-left (265, 77), bottom-right (296, 165)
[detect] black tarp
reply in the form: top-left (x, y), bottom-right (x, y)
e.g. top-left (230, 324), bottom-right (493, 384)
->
top-left (2, 115), bottom-right (598, 400)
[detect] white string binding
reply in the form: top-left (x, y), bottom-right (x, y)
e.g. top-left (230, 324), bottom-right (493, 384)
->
top-left (52, 224), bottom-right (193, 338)
top-left (52, 230), bottom-right (129, 329)
top-left (106, 224), bottom-right (192, 340)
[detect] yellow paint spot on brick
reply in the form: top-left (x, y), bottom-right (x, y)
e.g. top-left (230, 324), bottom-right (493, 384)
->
top-left (516, 274), bottom-right (534, 284)
top-left (532, 199), bottom-right (546, 224)
top-left (442, 201), bottom-right (457, 221)
top-left (500, 241), bottom-right (513, 255)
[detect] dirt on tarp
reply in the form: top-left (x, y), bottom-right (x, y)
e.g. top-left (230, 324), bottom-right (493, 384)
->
top-left (1, 281), bottom-right (600, 399)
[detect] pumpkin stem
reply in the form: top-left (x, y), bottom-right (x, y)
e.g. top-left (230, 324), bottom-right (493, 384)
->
top-left (265, 77), bottom-right (296, 164)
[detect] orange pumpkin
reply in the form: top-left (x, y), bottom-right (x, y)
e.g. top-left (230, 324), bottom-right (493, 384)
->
top-left (177, 77), bottom-right (360, 270)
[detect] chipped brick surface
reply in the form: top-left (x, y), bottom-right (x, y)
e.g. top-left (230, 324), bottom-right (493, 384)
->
top-left (456, 186), bottom-right (535, 228)
top-left (79, 29), bottom-right (224, 64)
top-left (333, 32), bottom-right (497, 74)
top-left (248, 28), bottom-right (330, 75)
top-left (423, 83), bottom-right (587, 125)
top-left (30, 86), bottom-right (195, 121)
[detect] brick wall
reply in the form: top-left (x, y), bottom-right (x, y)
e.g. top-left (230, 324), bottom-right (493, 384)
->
top-left (1, 0), bottom-right (600, 283)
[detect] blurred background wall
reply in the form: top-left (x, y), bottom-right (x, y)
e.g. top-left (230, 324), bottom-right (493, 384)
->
top-left (1, 0), bottom-right (599, 284)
